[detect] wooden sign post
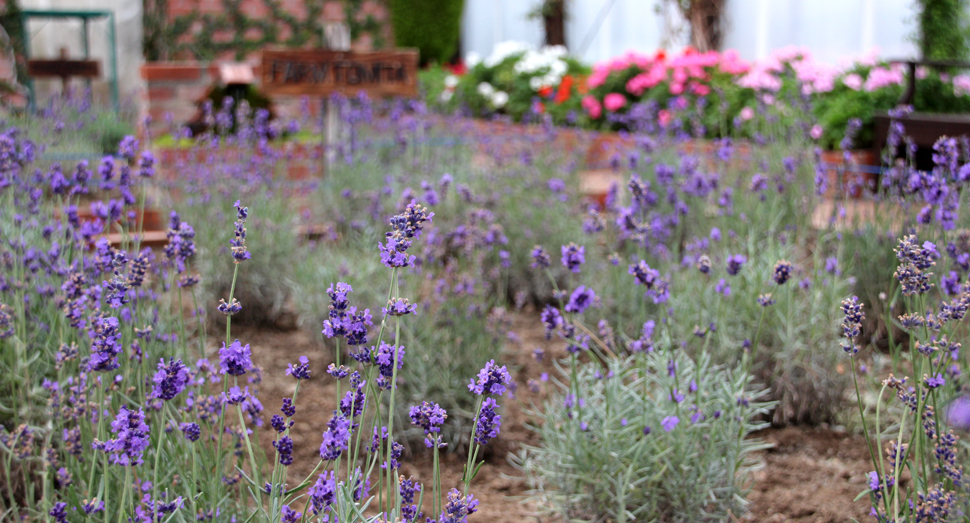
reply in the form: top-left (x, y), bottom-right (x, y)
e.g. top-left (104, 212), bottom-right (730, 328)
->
top-left (261, 47), bottom-right (418, 169)
top-left (261, 48), bottom-right (419, 99)
top-left (27, 47), bottom-right (100, 94)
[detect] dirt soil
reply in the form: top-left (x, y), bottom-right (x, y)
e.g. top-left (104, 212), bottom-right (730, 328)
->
top-left (236, 311), bottom-right (874, 523)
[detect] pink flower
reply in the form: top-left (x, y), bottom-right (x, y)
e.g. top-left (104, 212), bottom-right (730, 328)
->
top-left (842, 73), bottom-right (863, 90)
top-left (810, 124), bottom-right (823, 140)
top-left (739, 107), bottom-right (754, 121)
top-left (604, 93), bottom-right (626, 112)
top-left (658, 109), bottom-right (672, 127)
top-left (954, 74), bottom-right (970, 96)
top-left (582, 95), bottom-right (602, 119)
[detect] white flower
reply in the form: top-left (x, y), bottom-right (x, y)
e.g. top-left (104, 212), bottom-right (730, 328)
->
top-left (529, 77), bottom-right (544, 91)
top-left (440, 90), bottom-right (453, 102)
top-left (477, 82), bottom-right (495, 97)
top-left (484, 41), bottom-right (531, 68)
top-left (465, 52), bottom-right (482, 68)
top-left (491, 91), bottom-right (509, 108)
top-left (444, 75), bottom-right (459, 89)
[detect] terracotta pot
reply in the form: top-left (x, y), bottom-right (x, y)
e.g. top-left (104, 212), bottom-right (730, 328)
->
top-left (819, 149), bottom-right (879, 199)
top-left (584, 132), bottom-right (635, 168)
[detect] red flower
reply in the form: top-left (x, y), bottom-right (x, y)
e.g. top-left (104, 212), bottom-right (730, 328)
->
top-left (555, 75), bottom-right (574, 104)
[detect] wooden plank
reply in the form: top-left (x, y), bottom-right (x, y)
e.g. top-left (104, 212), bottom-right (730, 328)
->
top-left (261, 48), bottom-right (419, 98)
top-left (27, 59), bottom-right (100, 79)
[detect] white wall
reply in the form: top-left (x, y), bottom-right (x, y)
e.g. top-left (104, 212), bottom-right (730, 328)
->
top-left (462, 0), bottom-right (922, 65)
top-left (19, 0), bottom-right (143, 111)
top-left (722, 0), bottom-right (918, 63)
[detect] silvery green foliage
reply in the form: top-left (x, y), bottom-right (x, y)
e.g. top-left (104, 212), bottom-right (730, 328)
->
top-left (517, 350), bottom-right (772, 523)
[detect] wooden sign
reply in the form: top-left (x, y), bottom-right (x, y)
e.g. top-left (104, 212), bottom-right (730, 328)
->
top-left (27, 59), bottom-right (100, 79)
top-left (261, 49), bottom-right (418, 98)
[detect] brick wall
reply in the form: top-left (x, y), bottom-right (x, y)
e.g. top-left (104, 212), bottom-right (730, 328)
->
top-left (164, 0), bottom-right (391, 58)
top-left (140, 61), bottom-right (323, 138)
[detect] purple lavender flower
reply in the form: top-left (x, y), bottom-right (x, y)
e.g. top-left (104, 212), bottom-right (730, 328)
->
top-left (319, 413), bottom-right (351, 460)
top-left (629, 260), bottom-right (660, 287)
top-left (280, 505), bottom-right (301, 523)
top-left (474, 397), bottom-right (502, 445)
top-left (219, 339), bottom-right (253, 376)
top-left (946, 396), bottom-right (970, 429)
top-left (531, 245), bottom-right (551, 268)
top-left (94, 405), bottom-right (150, 466)
top-left (726, 254), bottom-right (746, 276)
top-left (773, 260), bottom-right (793, 285)
top-left (151, 358), bottom-right (190, 401)
top-left (757, 293), bottom-right (776, 307)
top-left (696, 255), bottom-right (711, 274)
top-left (924, 373), bottom-right (946, 388)
top-left (224, 386), bottom-right (250, 405)
top-left (49, 502), bottom-right (68, 523)
top-left (410, 401), bottom-right (447, 448)
top-left (87, 316), bottom-right (123, 372)
top-left (661, 416), bottom-right (679, 432)
top-left (561, 243), bottom-right (585, 273)
top-left (286, 356), bottom-right (311, 380)
top-left (230, 200), bottom-right (251, 263)
top-left (383, 297), bottom-right (416, 316)
top-left (564, 285), bottom-right (597, 314)
top-left (309, 471), bottom-right (336, 515)
top-left (179, 422), bottom-right (201, 442)
top-left (273, 435), bottom-right (294, 466)
top-left (281, 397), bottom-right (296, 417)
top-left (379, 200), bottom-right (433, 268)
top-left (468, 360), bottom-right (512, 396)
top-left (80, 499), bottom-right (105, 515)
top-left (372, 341), bottom-right (405, 390)
top-left (540, 305), bottom-right (562, 339)
top-left (217, 298), bottom-right (242, 316)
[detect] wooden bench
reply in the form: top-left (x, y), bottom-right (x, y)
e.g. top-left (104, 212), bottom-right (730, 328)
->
top-left (872, 59), bottom-right (970, 167)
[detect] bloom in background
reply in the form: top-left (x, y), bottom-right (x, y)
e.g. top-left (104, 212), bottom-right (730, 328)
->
top-left (475, 397), bottom-right (502, 445)
top-left (561, 243), bottom-right (585, 273)
top-left (531, 245), bottom-right (551, 268)
top-left (286, 356), bottom-right (311, 380)
top-left (564, 285), bottom-right (597, 314)
top-left (469, 360), bottom-right (512, 396)
top-left (230, 200), bottom-right (251, 263)
top-left (219, 340), bottom-right (253, 376)
top-left (773, 259), bottom-right (793, 285)
top-left (839, 296), bottom-right (865, 354)
top-left (661, 416), bottom-right (679, 432)
top-left (410, 401), bottom-right (448, 448)
top-left (947, 396), bottom-right (970, 430)
top-left (151, 358), bottom-right (189, 401)
top-left (604, 93), bottom-right (626, 112)
top-left (726, 254), bottom-right (747, 276)
top-left (94, 405), bottom-right (150, 466)
top-left (757, 293), bottom-right (776, 307)
top-left (582, 95), bottom-right (602, 119)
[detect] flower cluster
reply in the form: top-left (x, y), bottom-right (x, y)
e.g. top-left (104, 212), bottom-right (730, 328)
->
top-left (230, 200), bottom-right (251, 263)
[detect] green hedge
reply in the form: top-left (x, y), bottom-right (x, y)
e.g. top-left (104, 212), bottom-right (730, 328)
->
top-left (389, 0), bottom-right (464, 65)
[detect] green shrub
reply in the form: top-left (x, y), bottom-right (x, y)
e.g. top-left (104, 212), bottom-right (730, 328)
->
top-left (389, 0), bottom-right (464, 65)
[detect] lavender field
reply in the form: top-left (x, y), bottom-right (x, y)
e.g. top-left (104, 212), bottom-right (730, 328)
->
top-left (0, 83), bottom-right (967, 523)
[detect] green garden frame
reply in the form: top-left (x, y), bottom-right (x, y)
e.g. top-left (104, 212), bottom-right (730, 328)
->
top-left (19, 9), bottom-right (120, 113)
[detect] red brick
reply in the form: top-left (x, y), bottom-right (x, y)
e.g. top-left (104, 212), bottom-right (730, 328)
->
top-left (141, 64), bottom-right (204, 82)
top-left (147, 86), bottom-right (176, 101)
